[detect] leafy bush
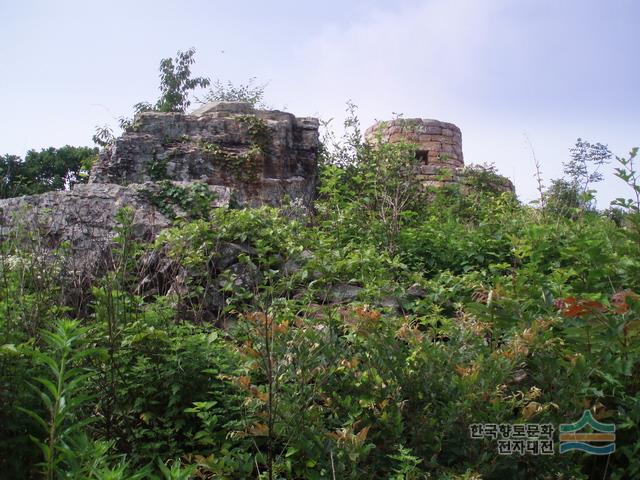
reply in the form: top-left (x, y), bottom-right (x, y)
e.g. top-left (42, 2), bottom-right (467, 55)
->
top-left (2, 98), bottom-right (640, 478)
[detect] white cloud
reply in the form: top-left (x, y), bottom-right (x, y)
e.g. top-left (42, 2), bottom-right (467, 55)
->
top-left (281, 0), bottom-right (502, 119)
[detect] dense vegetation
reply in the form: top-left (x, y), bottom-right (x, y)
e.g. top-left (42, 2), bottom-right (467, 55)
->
top-left (2, 51), bottom-right (640, 479)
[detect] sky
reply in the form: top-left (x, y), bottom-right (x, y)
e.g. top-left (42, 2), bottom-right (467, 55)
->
top-left (1, 0), bottom-right (639, 205)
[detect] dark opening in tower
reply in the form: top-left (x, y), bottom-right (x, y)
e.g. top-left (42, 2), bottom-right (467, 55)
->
top-left (415, 149), bottom-right (429, 164)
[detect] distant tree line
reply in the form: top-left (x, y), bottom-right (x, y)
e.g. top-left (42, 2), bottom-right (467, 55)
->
top-left (0, 146), bottom-right (97, 199)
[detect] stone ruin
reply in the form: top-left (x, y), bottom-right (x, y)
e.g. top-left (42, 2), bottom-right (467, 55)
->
top-left (365, 118), bottom-right (513, 192)
top-left (365, 118), bottom-right (464, 187)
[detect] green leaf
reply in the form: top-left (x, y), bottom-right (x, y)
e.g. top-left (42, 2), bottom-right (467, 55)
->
top-left (34, 377), bottom-right (59, 399)
top-left (18, 407), bottom-right (48, 432)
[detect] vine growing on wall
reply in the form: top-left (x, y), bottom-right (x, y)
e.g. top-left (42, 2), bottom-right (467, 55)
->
top-left (141, 181), bottom-right (218, 220)
top-left (147, 154), bottom-right (169, 181)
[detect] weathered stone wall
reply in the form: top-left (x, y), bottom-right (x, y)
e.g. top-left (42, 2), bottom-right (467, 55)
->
top-left (365, 118), bottom-right (464, 187)
top-left (90, 102), bottom-right (320, 208)
top-left (365, 118), bottom-right (514, 192)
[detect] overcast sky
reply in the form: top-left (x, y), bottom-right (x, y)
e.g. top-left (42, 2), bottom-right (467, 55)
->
top-left (1, 0), bottom-right (638, 205)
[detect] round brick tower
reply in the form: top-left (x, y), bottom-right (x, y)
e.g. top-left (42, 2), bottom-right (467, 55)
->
top-left (364, 118), bottom-right (463, 185)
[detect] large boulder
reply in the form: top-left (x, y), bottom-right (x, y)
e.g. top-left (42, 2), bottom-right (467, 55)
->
top-left (0, 184), bottom-right (165, 274)
top-left (0, 182), bottom-right (229, 276)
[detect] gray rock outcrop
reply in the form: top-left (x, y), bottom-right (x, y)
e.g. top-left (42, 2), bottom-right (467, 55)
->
top-left (0, 183), bottom-right (194, 276)
top-left (90, 102), bottom-right (320, 208)
top-left (0, 103), bottom-right (320, 278)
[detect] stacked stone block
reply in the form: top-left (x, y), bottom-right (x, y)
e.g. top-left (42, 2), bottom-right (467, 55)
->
top-left (364, 118), bottom-right (464, 187)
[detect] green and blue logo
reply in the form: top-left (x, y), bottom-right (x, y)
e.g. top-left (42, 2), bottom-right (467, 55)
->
top-left (559, 410), bottom-right (615, 455)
